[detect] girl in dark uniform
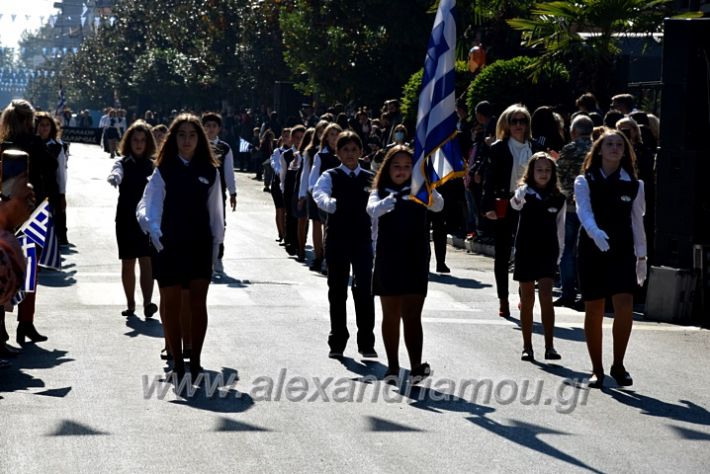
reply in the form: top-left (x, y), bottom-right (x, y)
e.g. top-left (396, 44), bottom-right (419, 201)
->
top-left (107, 120), bottom-right (158, 318)
top-left (574, 130), bottom-right (647, 388)
top-left (367, 145), bottom-right (443, 383)
top-left (510, 152), bottom-right (566, 361)
top-left (137, 114), bottom-right (224, 380)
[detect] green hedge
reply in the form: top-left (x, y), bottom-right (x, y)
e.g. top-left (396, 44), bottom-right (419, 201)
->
top-left (465, 56), bottom-right (572, 116)
top-left (401, 60), bottom-right (473, 123)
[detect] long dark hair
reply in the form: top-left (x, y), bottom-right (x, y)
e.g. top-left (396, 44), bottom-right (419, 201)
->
top-left (372, 145), bottom-right (413, 191)
top-left (520, 151), bottom-right (562, 195)
top-left (34, 111), bottom-right (60, 141)
top-left (582, 129), bottom-right (637, 178)
top-left (118, 120), bottom-right (156, 159)
top-left (155, 113), bottom-right (217, 167)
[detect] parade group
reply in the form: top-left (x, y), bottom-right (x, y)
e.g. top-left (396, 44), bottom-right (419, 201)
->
top-left (0, 91), bottom-right (657, 390)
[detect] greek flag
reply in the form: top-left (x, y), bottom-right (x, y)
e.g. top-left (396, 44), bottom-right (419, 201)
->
top-left (410, 0), bottom-right (465, 205)
top-left (18, 200), bottom-right (51, 248)
top-left (55, 84), bottom-right (66, 116)
top-left (17, 235), bottom-right (37, 293)
top-left (39, 222), bottom-right (61, 270)
top-left (238, 138), bottom-right (253, 153)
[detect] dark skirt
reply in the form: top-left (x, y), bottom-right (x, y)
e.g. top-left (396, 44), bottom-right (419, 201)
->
top-left (116, 217), bottom-right (151, 260)
top-left (372, 249), bottom-right (430, 296)
top-left (577, 234), bottom-right (637, 301)
top-left (513, 248), bottom-right (557, 282)
top-left (271, 183), bottom-right (285, 209)
top-left (152, 239), bottom-right (213, 288)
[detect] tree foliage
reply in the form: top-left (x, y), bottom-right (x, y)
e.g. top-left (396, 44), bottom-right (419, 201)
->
top-left (401, 61), bottom-right (474, 123)
top-left (280, 0), bottom-right (431, 106)
top-left (465, 56), bottom-right (571, 115)
top-left (507, 0), bottom-right (702, 100)
top-left (64, 0), bottom-right (246, 111)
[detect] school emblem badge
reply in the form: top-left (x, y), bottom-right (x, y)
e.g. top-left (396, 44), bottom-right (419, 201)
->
top-left (547, 207), bottom-right (558, 213)
top-left (620, 195), bottom-right (632, 202)
top-left (198, 176), bottom-right (209, 184)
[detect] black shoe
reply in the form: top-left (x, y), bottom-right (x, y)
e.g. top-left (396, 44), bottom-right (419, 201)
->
top-left (544, 347), bottom-right (561, 360)
top-left (16, 322), bottom-right (48, 344)
top-left (521, 347), bottom-right (534, 361)
top-left (436, 264), bottom-right (451, 273)
top-left (285, 245), bottom-right (298, 256)
top-left (383, 367), bottom-right (400, 384)
top-left (309, 258), bottom-right (322, 272)
top-left (121, 308), bottom-right (135, 316)
top-left (587, 372), bottom-right (605, 389)
top-left (183, 348), bottom-right (192, 360)
top-left (573, 299), bottom-right (586, 312)
top-left (410, 362), bottom-right (431, 384)
top-left (143, 302), bottom-right (158, 318)
top-left (610, 365), bottom-right (633, 387)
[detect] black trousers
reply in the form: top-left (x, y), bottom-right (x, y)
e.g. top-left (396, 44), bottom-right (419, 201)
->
top-left (326, 251), bottom-right (375, 352)
top-left (283, 172), bottom-right (298, 250)
top-left (493, 209), bottom-right (519, 299)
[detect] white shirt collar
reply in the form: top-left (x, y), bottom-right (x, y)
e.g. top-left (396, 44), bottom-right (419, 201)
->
top-left (338, 164), bottom-right (361, 175)
top-left (177, 155), bottom-right (191, 165)
top-left (599, 167), bottom-right (631, 181)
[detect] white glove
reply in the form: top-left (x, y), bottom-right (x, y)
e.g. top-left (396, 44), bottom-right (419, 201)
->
top-left (107, 175), bottom-right (119, 187)
top-left (427, 190), bottom-right (445, 213)
top-left (375, 193), bottom-right (397, 217)
top-left (589, 228), bottom-right (610, 252)
top-left (513, 184), bottom-right (528, 205)
top-left (323, 197), bottom-right (337, 214)
top-left (149, 228), bottom-right (163, 252)
top-left (636, 258), bottom-right (647, 286)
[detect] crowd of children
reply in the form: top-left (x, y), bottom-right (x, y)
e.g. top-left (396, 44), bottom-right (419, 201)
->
top-left (0, 92), bottom-right (653, 390)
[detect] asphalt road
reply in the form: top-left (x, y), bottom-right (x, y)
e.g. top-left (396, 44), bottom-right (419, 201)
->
top-left (1, 143), bottom-right (708, 473)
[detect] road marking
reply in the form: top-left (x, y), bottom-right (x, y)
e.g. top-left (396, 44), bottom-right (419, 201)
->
top-left (421, 317), bottom-right (703, 331)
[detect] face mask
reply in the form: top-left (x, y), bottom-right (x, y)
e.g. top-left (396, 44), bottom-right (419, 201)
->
top-left (394, 132), bottom-right (405, 142)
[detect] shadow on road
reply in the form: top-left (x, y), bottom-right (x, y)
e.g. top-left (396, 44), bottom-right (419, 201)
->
top-left (338, 357), bottom-right (388, 381)
top-left (124, 313), bottom-right (164, 338)
top-left (157, 367), bottom-right (254, 414)
top-left (428, 272), bottom-right (492, 289)
top-left (38, 268), bottom-right (77, 287)
top-left (212, 273), bottom-right (250, 288)
top-left (467, 416), bottom-right (604, 473)
top-left (609, 389), bottom-right (710, 426)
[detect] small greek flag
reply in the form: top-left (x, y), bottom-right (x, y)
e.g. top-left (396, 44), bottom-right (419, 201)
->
top-left (410, 0), bottom-right (465, 206)
top-left (239, 138), bottom-right (253, 153)
top-left (18, 199), bottom-right (51, 248)
top-left (39, 223), bottom-right (61, 270)
top-left (17, 235), bottom-right (37, 293)
top-left (11, 290), bottom-right (25, 306)
top-left (55, 84), bottom-right (66, 116)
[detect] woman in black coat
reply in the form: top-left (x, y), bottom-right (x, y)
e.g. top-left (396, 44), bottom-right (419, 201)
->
top-left (482, 104), bottom-right (541, 317)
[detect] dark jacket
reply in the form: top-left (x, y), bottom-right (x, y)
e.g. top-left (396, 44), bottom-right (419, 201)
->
top-left (482, 138), bottom-right (541, 213)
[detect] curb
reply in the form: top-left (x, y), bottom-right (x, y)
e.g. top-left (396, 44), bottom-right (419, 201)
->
top-left (447, 235), bottom-right (495, 258)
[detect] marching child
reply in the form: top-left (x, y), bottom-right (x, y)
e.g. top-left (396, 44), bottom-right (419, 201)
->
top-left (137, 114), bottom-right (224, 380)
top-left (367, 145), bottom-right (444, 382)
top-left (313, 131), bottom-right (376, 359)
top-left (510, 152), bottom-right (566, 361)
top-left (575, 130), bottom-right (646, 388)
top-left (107, 120), bottom-right (158, 318)
top-left (201, 113), bottom-right (237, 273)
